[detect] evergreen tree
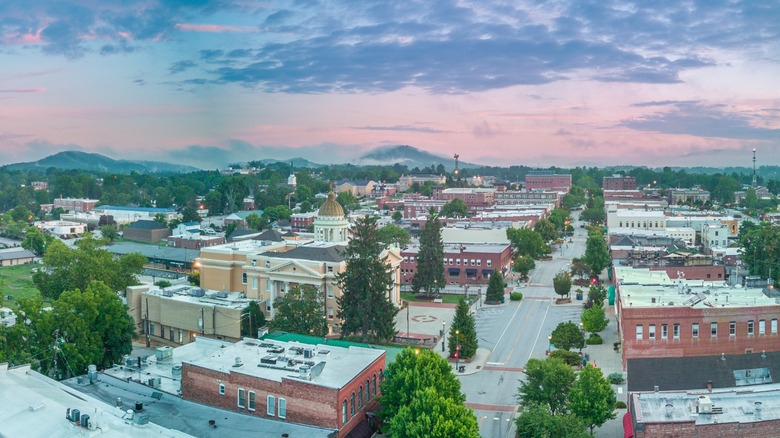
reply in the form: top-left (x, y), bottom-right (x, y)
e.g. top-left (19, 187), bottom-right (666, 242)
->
top-left (448, 298), bottom-right (478, 359)
top-left (412, 210), bottom-right (445, 297)
top-left (568, 365), bottom-right (616, 435)
top-left (337, 216), bottom-right (398, 342)
top-left (268, 284), bottom-right (328, 336)
top-left (485, 269), bottom-right (505, 303)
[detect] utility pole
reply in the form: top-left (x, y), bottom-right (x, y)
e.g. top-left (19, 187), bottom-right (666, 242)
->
top-left (145, 298), bottom-right (150, 347)
top-left (212, 306), bottom-right (216, 336)
top-left (200, 308), bottom-right (205, 335)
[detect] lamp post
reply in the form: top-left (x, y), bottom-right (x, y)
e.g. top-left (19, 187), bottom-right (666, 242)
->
top-left (442, 321), bottom-right (446, 352)
top-left (455, 329), bottom-right (460, 371)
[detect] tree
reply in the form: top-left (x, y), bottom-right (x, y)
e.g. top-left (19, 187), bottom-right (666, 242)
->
top-left (581, 305), bottom-right (609, 335)
top-left (517, 357), bottom-right (575, 416)
top-left (377, 223), bottom-right (411, 247)
top-left (583, 232), bottom-right (610, 277)
top-left (380, 348), bottom-right (466, 426)
top-left (336, 190), bottom-right (357, 213)
top-left (534, 219), bottom-right (558, 242)
top-left (245, 213), bottom-right (263, 230)
top-left (449, 298), bottom-right (477, 359)
top-left (181, 206), bottom-right (201, 223)
top-left (22, 226), bottom-right (52, 255)
top-left (412, 210), bottom-right (445, 297)
top-left (337, 216), bottom-right (398, 342)
top-left (392, 210), bottom-right (403, 222)
top-left (241, 301), bottom-right (267, 338)
top-left (570, 259), bottom-right (591, 280)
top-left (583, 285), bottom-right (607, 310)
top-left (187, 270), bottom-right (200, 286)
top-left (268, 284), bottom-right (328, 336)
top-left (515, 403), bottom-right (588, 438)
top-left (553, 271), bottom-right (572, 299)
top-left (98, 215), bottom-right (116, 226)
top-left (33, 235), bottom-right (146, 300)
top-left (550, 321), bottom-right (584, 351)
top-left (742, 186), bottom-right (759, 209)
top-left (153, 213), bottom-right (167, 227)
top-left (507, 227), bottom-right (548, 259)
top-left (387, 387), bottom-right (480, 438)
top-left (440, 198), bottom-right (469, 218)
top-left (568, 365), bottom-right (616, 435)
top-left (514, 256), bottom-right (535, 279)
top-left (100, 224), bottom-right (119, 241)
top-left (485, 269), bottom-right (505, 303)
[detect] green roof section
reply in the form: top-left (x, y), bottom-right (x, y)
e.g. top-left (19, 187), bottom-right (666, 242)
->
top-left (260, 331), bottom-right (406, 364)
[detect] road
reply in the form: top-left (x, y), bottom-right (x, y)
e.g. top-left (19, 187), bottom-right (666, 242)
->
top-left (460, 212), bottom-right (590, 437)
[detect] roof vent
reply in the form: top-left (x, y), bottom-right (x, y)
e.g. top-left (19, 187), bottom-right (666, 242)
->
top-left (665, 403), bottom-right (673, 418)
top-left (233, 357), bottom-right (243, 368)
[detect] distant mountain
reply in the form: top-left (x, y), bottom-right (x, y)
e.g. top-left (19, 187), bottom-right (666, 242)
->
top-left (256, 157), bottom-right (323, 168)
top-left (3, 151), bottom-right (200, 174)
top-left (357, 145), bottom-right (479, 171)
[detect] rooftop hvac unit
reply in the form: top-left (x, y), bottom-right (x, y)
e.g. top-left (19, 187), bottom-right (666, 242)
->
top-left (80, 414), bottom-right (90, 428)
top-left (156, 346), bottom-right (173, 361)
top-left (189, 288), bottom-right (205, 297)
top-left (162, 290), bottom-right (174, 297)
top-left (303, 349), bottom-right (314, 359)
top-left (70, 409), bottom-right (80, 423)
top-left (172, 365), bottom-right (182, 378)
top-left (299, 365), bottom-right (311, 380)
top-left (260, 355), bottom-right (277, 365)
top-left (216, 291), bottom-right (228, 298)
top-left (698, 395), bottom-right (713, 414)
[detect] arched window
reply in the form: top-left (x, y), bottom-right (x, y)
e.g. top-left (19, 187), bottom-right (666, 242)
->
top-left (358, 386), bottom-right (363, 409)
top-left (342, 400), bottom-right (348, 424)
top-left (372, 375), bottom-right (377, 396)
top-left (366, 379), bottom-right (370, 403)
top-left (350, 393), bottom-right (356, 417)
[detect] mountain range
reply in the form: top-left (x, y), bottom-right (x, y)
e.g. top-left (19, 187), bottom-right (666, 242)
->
top-left (3, 151), bottom-right (200, 174)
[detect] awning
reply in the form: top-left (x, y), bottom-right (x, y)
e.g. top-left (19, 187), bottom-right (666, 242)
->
top-left (448, 268), bottom-right (461, 276)
top-left (465, 268), bottom-right (478, 275)
top-left (623, 412), bottom-right (634, 438)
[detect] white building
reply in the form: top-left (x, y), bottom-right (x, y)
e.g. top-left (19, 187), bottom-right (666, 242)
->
top-left (607, 210), bottom-right (667, 231)
top-left (314, 191), bottom-right (350, 244)
top-left (34, 220), bottom-right (86, 237)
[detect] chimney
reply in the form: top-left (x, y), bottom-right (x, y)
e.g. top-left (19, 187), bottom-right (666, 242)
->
top-left (653, 385), bottom-right (659, 393)
top-left (707, 381), bottom-right (712, 393)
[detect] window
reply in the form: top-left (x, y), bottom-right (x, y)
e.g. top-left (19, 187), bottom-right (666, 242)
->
top-left (251, 259), bottom-right (257, 266)
top-left (471, 259), bottom-right (475, 266)
top-left (403, 257), bottom-right (408, 263)
top-left (343, 400), bottom-right (348, 424)
top-left (772, 319), bottom-right (778, 334)
top-left (456, 259), bottom-right (461, 265)
top-left (366, 380), bottom-right (370, 403)
top-left (649, 325), bottom-right (656, 340)
top-left (267, 395), bottom-right (275, 416)
top-left (150, 323), bottom-right (155, 336)
top-left (477, 259), bottom-right (481, 266)
top-left (219, 383), bottom-right (225, 395)
top-left (730, 321), bottom-right (736, 336)
top-left (372, 375), bottom-right (377, 397)
top-left (327, 266), bottom-right (333, 273)
top-left (248, 391), bottom-right (256, 411)
top-left (278, 398), bottom-right (286, 419)
top-left (673, 323), bottom-right (680, 339)
top-left (636, 325), bottom-right (643, 340)
top-left (759, 319), bottom-right (765, 335)
top-left (661, 324), bottom-right (668, 339)
top-left (237, 388), bottom-right (246, 408)
top-left (327, 307), bottom-right (334, 319)
top-left (252, 278), bottom-right (257, 289)
top-left (350, 393), bottom-right (355, 417)
top-left (265, 260), bottom-right (270, 268)
top-left (170, 327), bottom-right (174, 341)
top-left (266, 280), bottom-right (271, 291)
top-left (242, 273), bottom-right (247, 284)
top-left (692, 323), bottom-right (699, 338)
top-left (327, 286), bottom-right (333, 298)
top-left (178, 330), bottom-right (183, 343)
top-left (748, 320), bottom-right (754, 335)
top-left (358, 387), bottom-right (363, 409)
top-left (711, 322), bottom-right (717, 337)
top-left (487, 260), bottom-right (492, 267)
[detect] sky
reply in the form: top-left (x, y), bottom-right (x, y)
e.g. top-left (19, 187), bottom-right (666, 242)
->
top-left (1, 0), bottom-right (780, 170)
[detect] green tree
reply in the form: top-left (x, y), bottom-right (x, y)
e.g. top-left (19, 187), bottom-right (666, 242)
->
top-left (550, 321), bottom-right (585, 351)
top-left (153, 213), bottom-right (167, 227)
top-left (377, 223), bottom-right (411, 247)
top-left (440, 198), bottom-right (469, 218)
top-left (740, 224), bottom-right (780, 282)
top-left (392, 210), bottom-right (403, 222)
top-left (517, 357), bottom-right (576, 416)
top-left (241, 301), bottom-right (267, 338)
top-left (187, 270), bottom-right (200, 286)
top-left (268, 284), bottom-right (328, 336)
top-left (583, 285), bottom-right (607, 310)
top-left (534, 219), bottom-right (558, 242)
top-left (379, 348), bottom-right (466, 426)
top-left (336, 190), bottom-right (357, 213)
top-left (570, 259), bottom-right (591, 280)
top-left (33, 235), bottom-right (146, 300)
top-left (22, 226), bottom-right (52, 255)
top-left (387, 387), bottom-right (480, 438)
top-left (568, 365), bottom-right (616, 435)
top-left (100, 224), bottom-right (119, 241)
top-left (742, 186), bottom-right (759, 209)
top-left (337, 216), bottom-right (398, 342)
top-left (583, 231), bottom-right (610, 277)
top-left (449, 298), bottom-right (477, 359)
top-left (485, 269), bottom-right (505, 303)
top-left (245, 213), bottom-right (263, 230)
top-left (412, 210), bottom-right (445, 297)
top-left (553, 271), bottom-right (572, 299)
top-left (181, 206), bottom-right (201, 223)
top-left (507, 227), bottom-right (548, 259)
top-left (581, 305), bottom-right (609, 335)
top-left (513, 255), bottom-right (535, 279)
top-left (515, 403), bottom-right (588, 438)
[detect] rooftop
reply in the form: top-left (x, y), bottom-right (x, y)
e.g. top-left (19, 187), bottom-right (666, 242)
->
top-left (185, 339), bottom-right (385, 390)
top-left (94, 205), bottom-right (176, 213)
top-left (136, 285), bottom-right (251, 310)
top-left (127, 220), bottom-right (169, 230)
top-left (0, 248), bottom-right (36, 261)
top-left (403, 243), bottom-right (510, 254)
top-left (614, 210), bottom-right (667, 217)
top-left (260, 243), bottom-right (346, 263)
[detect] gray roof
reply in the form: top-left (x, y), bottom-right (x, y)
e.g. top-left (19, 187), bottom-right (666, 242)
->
top-left (262, 245), bottom-right (346, 263)
top-left (228, 229), bottom-right (263, 241)
top-left (107, 242), bottom-right (198, 263)
top-left (252, 229), bottom-right (284, 242)
top-left (627, 351), bottom-right (780, 392)
top-left (127, 220), bottom-right (169, 230)
top-left (0, 249), bottom-right (36, 261)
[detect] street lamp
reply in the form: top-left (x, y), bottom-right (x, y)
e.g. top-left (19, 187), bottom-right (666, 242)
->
top-left (455, 329), bottom-right (460, 371)
top-left (442, 321), bottom-right (446, 352)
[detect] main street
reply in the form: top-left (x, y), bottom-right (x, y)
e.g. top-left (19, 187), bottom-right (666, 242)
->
top-left (460, 213), bottom-right (590, 437)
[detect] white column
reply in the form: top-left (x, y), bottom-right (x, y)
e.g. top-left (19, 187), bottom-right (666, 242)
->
top-left (269, 280), bottom-right (277, 318)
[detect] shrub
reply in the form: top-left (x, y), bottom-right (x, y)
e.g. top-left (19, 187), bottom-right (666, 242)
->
top-left (615, 401), bottom-right (627, 409)
top-left (608, 372), bottom-right (625, 385)
top-left (154, 280), bottom-right (172, 288)
top-left (549, 349), bottom-right (580, 366)
top-left (585, 334), bottom-right (603, 345)
top-left (510, 292), bottom-right (523, 301)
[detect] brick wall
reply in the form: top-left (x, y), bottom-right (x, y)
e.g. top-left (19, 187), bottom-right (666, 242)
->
top-left (635, 418), bottom-right (780, 437)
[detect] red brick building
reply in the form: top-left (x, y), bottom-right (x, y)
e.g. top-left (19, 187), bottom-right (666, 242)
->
top-left (290, 212), bottom-right (317, 231)
top-left (603, 190), bottom-right (644, 202)
top-left (403, 200), bottom-right (446, 219)
top-left (524, 172), bottom-right (572, 191)
top-left (167, 234), bottom-right (226, 249)
top-left (614, 267), bottom-right (780, 369)
top-left (181, 339), bottom-right (385, 436)
top-left (603, 175), bottom-right (637, 191)
top-left (400, 243), bottom-right (513, 286)
top-left (431, 187), bottom-right (495, 212)
top-left (494, 190), bottom-right (562, 208)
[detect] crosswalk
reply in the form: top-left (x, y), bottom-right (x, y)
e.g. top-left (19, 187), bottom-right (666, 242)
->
top-left (475, 308), bottom-right (504, 338)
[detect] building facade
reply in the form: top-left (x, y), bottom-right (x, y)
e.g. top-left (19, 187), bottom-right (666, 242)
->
top-left (603, 175), bottom-right (637, 191)
top-left (494, 190), bottom-right (562, 208)
top-left (400, 243), bottom-right (513, 286)
top-left (398, 174), bottom-right (446, 192)
top-left (524, 171), bottom-right (572, 191)
top-left (432, 187), bottom-right (496, 212)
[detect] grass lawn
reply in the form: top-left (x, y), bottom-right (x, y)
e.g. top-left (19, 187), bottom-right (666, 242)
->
top-left (401, 292), bottom-right (473, 305)
top-left (0, 264), bottom-right (44, 308)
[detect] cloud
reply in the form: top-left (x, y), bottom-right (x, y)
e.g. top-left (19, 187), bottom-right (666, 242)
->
top-left (554, 128), bottom-right (573, 136)
top-left (0, 88), bottom-right (45, 93)
top-left (169, 60), bottom-right (197, 74)
top-left (621, 102), bottom-right (780, 141)
top-left (352, 125), bottom-right (452, 134)
top-left (174, 24), bottom-right (256, 33)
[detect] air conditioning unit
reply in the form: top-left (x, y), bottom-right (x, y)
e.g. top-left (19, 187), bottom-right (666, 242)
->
top-left (698, 395), bottom-right (713, 414)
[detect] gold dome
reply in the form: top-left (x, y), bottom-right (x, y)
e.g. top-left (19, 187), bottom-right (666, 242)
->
top-left (318, 191), bottom-right (345, 217)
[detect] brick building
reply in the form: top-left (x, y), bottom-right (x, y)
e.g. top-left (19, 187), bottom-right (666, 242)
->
top-left (167, 234), bottom-right (226, 250)
top-left (41, 196), bottom-right (99, 213)
top-left (614, 267), bottom-right (780, 369)
top-left (181, 339), bottom-right (385, 437)
top-left (603, 175), bottom-right (637, 191)
top-left (669, 187), bottom-right (711, 205)
top-left (603, 190), bottom-right (644, 202)
top-left (431, 187), bottom-right (495, 212)
top-left (123, 219), bottom-right (172, 243)
top-left (494, 190), bottom-right (561, 208)
top-left (524, 171), bottom-right (572, 191)
top-left (398, 174), bottom-right (446, 191)
top-left (400, 243), bottom-right (512, 286)
top-left (403, 199), bottom-right (446, 219)
top-left (290, 212), bottom-right (317, 231)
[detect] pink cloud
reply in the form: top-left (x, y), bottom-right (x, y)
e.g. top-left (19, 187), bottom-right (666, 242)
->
top-left (0, 88), bottom-right (46, 93)
top-left (174, 23), bottom-right (257, 33)
top-left (2, 30), bottom-right (43, 45)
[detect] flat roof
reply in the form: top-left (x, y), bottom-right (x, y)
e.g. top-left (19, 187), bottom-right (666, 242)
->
top-left (615, 210), bottom-right (668, 217)
top-left (632, 386), bottom-right (780, 426)
top-left (615, 266), bottom-right (775, 309)
top-left (108, 242), bottom-right (200, 263)
top-left (403, 243), bottom-right (510, 254)
top-left (184, 339), bottom-right (384, 390)
top-left (136, 285), bottom-right (251, 310)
